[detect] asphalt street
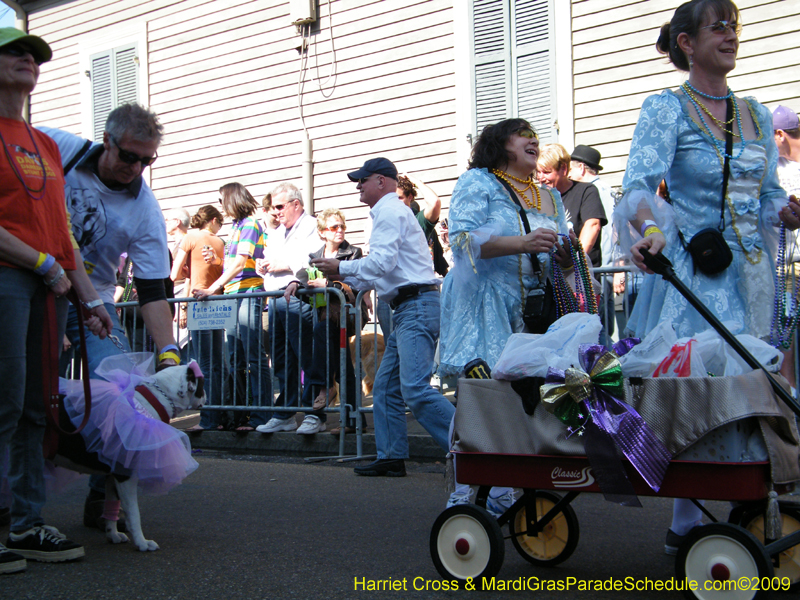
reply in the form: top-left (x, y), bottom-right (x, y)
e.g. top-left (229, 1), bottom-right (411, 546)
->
top-left (1, 451), bottom-right (741, 600)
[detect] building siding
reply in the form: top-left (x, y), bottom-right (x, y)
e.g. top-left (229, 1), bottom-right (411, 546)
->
top-left (24, 0), bottom-right (458, 245)
top-left (572, 0), bottom-right (800, 187)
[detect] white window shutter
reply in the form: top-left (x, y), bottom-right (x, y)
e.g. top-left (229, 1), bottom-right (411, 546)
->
top-left (470, 0), bottom-right (555, 140)
top-left (90, 51), bottom-right (112, 142)
top-left (90, 43), bottom-right (139, 142)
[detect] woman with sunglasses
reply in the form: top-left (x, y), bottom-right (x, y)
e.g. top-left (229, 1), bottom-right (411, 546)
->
top-left (438, 118), bottom-right (572, 512)
top-left (192, 183), bottom-right (270, 431)
top-left (0, 28), bottom-right (113, 566)
top-left (284, 208), bottom-right (369, 434)
top-left (438, 118), bottom-right (571, 378)
top-left (171, 205), bottom-right (226, 431)
top-left (613, 0), bottom-right (800, 554)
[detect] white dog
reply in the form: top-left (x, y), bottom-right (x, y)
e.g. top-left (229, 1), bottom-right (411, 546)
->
top-left (52, 356), bottom-right (205, 551)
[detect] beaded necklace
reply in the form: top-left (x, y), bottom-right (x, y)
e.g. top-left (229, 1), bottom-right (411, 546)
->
top-left (681, 82), bottom-right (745, 160)
top-left (492, 168), bottom-right (542, 211)
top-left (550, 235), bottom-right (597, 317)
top-left (770, 224), bottom-right (800, 349)
top-left (0, 120), bottom-right (48, 200)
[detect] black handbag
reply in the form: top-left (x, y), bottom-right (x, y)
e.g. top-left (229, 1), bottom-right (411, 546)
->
top-left (495, 177), bottom-right (559, 333)
top-left (678, 97), bottom-right (734, 276)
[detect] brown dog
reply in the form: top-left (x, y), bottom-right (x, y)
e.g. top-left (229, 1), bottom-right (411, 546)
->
top-left (348, 331), bottom-right (385, 407)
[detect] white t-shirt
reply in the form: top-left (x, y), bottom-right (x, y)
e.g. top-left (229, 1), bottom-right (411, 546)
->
top-left (40, 127), bottom-right (170, 304)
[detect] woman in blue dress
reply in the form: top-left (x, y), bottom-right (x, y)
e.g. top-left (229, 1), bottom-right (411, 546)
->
top-left (438, 118), bottom-right (572, 378)
top-left (613, 0), bottom-right (800, 554)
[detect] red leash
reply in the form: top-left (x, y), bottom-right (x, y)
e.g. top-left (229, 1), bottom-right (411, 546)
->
top-left (42, 288), bottom-right (94, 460)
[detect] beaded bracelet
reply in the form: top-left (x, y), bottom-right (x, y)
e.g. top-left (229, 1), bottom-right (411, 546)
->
top-left (34, 253), bottom-right (56, 276)
top-left (643, 226), bottom-right (663, 238)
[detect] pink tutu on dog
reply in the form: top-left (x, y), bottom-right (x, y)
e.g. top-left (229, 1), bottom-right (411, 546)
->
top-left (59, 353), bottom-right (199, 495)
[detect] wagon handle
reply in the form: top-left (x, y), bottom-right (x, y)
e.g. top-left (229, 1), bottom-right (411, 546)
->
top-left (640, 249), bottom-right (800, 417)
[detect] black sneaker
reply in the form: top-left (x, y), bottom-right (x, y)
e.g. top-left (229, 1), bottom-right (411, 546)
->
top-left (664, 528), bottom-right (688, 556)
top-left (84, 490), bottom-right (127, 533)
top-left (354, 459), bottom-right (406, 477)
top-left (6, 526), bottom-right (85, 563)
top-left (0, 545), bottom-right (26, 574)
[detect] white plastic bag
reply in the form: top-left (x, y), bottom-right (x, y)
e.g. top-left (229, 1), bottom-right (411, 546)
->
top-left (493, 313), bottom-right (603, 380)
top-left (652, 339), bottom-right (707, 378)
top-left (618, 320), bottom-right (677, 377)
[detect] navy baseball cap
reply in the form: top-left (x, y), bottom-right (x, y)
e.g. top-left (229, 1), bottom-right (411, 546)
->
top-left (347, 157), bottom-right (398, 181)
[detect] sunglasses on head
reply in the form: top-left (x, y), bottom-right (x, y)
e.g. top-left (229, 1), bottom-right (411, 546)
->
top-left (515, 127), bottom-right (539, 140)
top-left (110, 134), bottom-right (158, 167)
top-left (702, 20), bottom-right (741, 36)
top-left (325, 224), bottom-right (346, 232)
top-left (1, 44), bottom-right (42, 65)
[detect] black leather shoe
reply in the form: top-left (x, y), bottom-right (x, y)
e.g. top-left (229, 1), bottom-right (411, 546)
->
top-left (83, 490), bottom-right (127, 533)
top-left (354, 459), bottom-right (406, 477)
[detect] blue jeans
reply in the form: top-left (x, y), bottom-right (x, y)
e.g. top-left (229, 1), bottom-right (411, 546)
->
top-left (0, 268), bottom-right (67, 532)
top-left (377, 298), bottom-right (393, 337)
top-left (373, 291), bottom-right (454, 459)
top-left (269, 297), bottom-right (314, 420)
top-left (65, 301), bottom-right (131, 378)
top-left (226, 294), bottom-right (271, 427)
top-left (188, 328), bottom-right (226, 429)
top-left (65, 301), bottom-right (130, 493)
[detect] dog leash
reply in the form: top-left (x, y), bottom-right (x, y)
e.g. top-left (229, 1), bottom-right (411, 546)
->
top-left (43, 288), bottom-right (94, 459)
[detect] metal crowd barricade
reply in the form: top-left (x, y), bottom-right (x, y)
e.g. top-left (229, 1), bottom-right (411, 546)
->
top-left (71, 264), bottom-right (799, 461)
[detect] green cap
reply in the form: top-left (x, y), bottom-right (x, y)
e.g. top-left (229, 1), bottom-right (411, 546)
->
top-left (0, 27), bottom-right (52, 64)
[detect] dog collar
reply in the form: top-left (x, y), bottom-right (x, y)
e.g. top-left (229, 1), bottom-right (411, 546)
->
top-left (135, 385), bottom-right (171, 423)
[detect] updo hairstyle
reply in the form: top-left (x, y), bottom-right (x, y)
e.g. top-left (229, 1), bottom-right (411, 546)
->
top-left (656, 0), bottom-right (740, 72)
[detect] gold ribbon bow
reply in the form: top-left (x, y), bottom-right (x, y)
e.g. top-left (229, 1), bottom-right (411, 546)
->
top-left (540, 351), bottom-right (624, 426)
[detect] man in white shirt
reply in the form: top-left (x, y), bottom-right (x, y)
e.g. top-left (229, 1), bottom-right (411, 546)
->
top-left (255, 183), bottom-right (324, 434)
top-left (312, 158), bottom-right (455, 476)
top-left (774, 106), bottom-right (800, 196)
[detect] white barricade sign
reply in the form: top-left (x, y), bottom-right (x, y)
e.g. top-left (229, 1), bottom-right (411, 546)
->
top-left (186, 300), bottom-right (238, 331)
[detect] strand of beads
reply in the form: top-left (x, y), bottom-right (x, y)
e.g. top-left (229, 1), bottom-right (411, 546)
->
top-left (684, 80), bottom-right (732, 101)
top-left (770, 224), bottom-right (800, 349)
top-left (684, 87), bottom-right (737, 135)
top-left (681, 82), bottom-right (745, 160)
top-left (492, 168), bottom-right (542, 211)
top-left (549, 235), bottom-right (597, 317)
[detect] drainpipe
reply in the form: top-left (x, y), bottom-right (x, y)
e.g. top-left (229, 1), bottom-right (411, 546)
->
top-left (302, 136), bottom-right (313, 214)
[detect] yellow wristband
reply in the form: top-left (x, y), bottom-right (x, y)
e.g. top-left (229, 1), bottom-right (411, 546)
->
top-left (34, 252), bottom-right (47, 269)
top-left (157, 351), bottom-right (181, 364)
top-left (643, 226), bottom-right (662, 238)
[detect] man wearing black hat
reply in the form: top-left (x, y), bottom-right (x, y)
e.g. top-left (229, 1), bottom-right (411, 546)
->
top-left (311, 157), bottom-right (455, 477)
top-left (569, 144), bottom-right (619, 339)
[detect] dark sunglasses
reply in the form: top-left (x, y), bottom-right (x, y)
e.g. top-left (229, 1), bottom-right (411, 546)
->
top-left (325, 224), bottom-right (346, 232)
top-left (110, 134), bottom-right (158, 166)
top-left (702, 20), bottom-right (742, 36)
top-left (515, 127), bottom-right (539, 140)
top-left (1, 44), bottom-right (42, 65)
top-left (274, 199), bottom-right (297, 211)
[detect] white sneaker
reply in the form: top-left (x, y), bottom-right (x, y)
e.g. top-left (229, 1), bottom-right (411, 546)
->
top-left (486, 487), bottom-right (519, 518)
top-left (296, 415), bottom-right (326, 435)
top-left (255, 417), bottom-right (297, 433)
top-left (446, 488), bottom-right (475, 509)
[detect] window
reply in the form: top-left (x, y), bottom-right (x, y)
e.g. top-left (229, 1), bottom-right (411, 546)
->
top-left (470, 0), bottom-right (556, 141)
top-left (89, 43), bottom-right (139, 141)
